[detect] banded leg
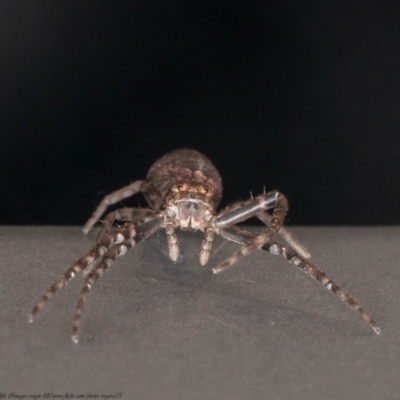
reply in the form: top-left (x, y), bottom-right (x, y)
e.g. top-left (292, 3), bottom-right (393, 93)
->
top-left (166, 222), bottom-right (179, 262)
top-left (71, 240), bottom-right (134, 344)
top-left (213, 193), bottom-right (288, 271)
top-left (218, 200), bottom-right (310, 259)
top-left (214, 190), bottom-right (287, 229)
top-left (217, 226), bottom-right (381, 335)
top-left (200, 228), bottom-right (215, 265)
top-left (213, 232), bottom-right (270, 273)
top-left (29, 223), bottom-right (138, 322)
top-left (83, 180), bottom-right (144, 235)
top-left (257, 211), bottom-right (311, 259)
top-left (72, 216), bottom-right (164, 343)
top-left (97, 208), bottom-right (155, 240)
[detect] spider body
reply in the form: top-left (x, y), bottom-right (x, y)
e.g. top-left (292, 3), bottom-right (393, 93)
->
top-left (30, 149), bottom-right (381, 343)
top-left (144, 148), bottom-right (223, 210)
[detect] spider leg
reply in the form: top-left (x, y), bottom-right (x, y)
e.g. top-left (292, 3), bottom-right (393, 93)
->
top-left (212, 190), bottom-right (288, 270)
top-left (213, 229), bottom-right (275, 272)
top-left (199, 228), bottom-right (215, 265)
top-left (214, 190), bottom-right (288, 232)
top-left (165, 222), bottom-right (179, 262)
top-left (82, 180), bottom-right (145, 235)
top-left (28, 224), bottom-right (141, 322)
top-left (257, 211), bottom-right (311, 259)
top-left (217, 226), bottom-right (381, 335)
top-left (85, 209), bottom-right (154, 276)
top-left (72, 215), bottom-right (164, 344)
top-left (217, 197), bottom-right (310, 258)
top-left (97, 207), bottom-right (155, 240)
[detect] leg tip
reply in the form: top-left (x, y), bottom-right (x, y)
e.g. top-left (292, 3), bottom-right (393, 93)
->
top-left (200, 257), bottom-right (209, 266)
top-left (28, 315), bottom-right (34, 323)
top-left (212, 268), bottom-right (221, 274)
top-left (373, 325), bottom-right (382, 335)
top-left (169, 250), bottom-right (179, 263)
top-left (71, 334), bottom-right (79, 344)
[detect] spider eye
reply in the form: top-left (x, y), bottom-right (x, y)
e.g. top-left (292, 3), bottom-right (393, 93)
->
top-left (177, 184), bottom-right (183, 190)
top-left (204, 188), bottom-right (209, 193)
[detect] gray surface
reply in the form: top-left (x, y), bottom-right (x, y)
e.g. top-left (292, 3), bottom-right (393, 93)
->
top-left (0, 226), bottom-right (398, 399)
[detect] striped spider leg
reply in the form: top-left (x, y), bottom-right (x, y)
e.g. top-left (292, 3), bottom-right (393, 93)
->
top-left (96, 207), bottom-right (156, 242)
top-left (29, 215), bottom-right (164, 343)
top-left (212, 189), bottom-right (290, 261)
top-left (82, 180), bottom-right (163, 235)
top-left (218, 198), bottom-right (311, 259)
top-left (257, 210), bottom-right (311, 259)
top-left (82, 180), bottom-right (145, 235)
top-left (214, 225), bottom-right (381, 335)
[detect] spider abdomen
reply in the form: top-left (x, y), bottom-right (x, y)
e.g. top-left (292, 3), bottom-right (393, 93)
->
top-left (145, 148), bottom-right (223, 208)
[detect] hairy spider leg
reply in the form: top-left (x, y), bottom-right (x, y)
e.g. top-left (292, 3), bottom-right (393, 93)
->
top-left (97, 208), bottom-right (155, 240)
top-left (83, 180), bottom-right (146, 235)
top-left (216, 196), bottom-right (310, 259)
top-left (213, 190), bottom-right (288, 268)
top-left (217, 226), bottom-right (381, 335)
top-left (71, 215), bottom-right (164, 343)
top-left (213, 190), bottom-right (286, 229)
top-left (28, 222), bottom-right (142, 323)
top-left (88, 209), bottom-right (154, 277)
top-left (165, 222), bottom-right (179, 262)
top-left (200, 228), bottom-right (215, 265)
top-left (257, 211), bottom-right (311, 259)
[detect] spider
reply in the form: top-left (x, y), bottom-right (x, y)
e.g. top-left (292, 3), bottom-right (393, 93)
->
top-left (29, 148), bottom-right (381, 343)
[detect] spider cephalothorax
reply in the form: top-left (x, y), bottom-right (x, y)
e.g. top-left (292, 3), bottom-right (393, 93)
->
top-left (162, 181), bottom-right (216, 264)
top-left (30, 148), bottom-right (381, 343)
top-left (164, 182), bottom-right (215, 229)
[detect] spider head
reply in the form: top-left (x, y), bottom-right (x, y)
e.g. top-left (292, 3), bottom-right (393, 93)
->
top-left (166, 182), bottom-right (214, 229)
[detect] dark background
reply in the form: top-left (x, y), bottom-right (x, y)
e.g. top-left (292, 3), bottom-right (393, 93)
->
top-left (0, 1), bottom-right (399, 226)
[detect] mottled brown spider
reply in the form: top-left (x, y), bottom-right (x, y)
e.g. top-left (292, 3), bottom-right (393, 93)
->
top-left (29, 148), bottom-right (381, 343)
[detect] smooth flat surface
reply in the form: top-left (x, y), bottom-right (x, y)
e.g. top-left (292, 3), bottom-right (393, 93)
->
top-left (0, 226), bottom-right (397, 399)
